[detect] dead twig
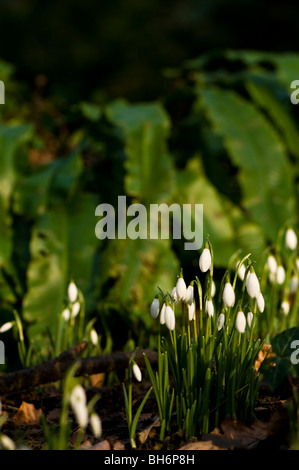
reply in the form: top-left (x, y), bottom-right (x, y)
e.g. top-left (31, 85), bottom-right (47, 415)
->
top-left (0, 344), bottom-right (158, 396)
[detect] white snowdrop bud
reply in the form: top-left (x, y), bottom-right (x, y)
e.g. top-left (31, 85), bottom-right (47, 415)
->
top-left (217, 313), bottom-right (225, 331)
top-left (176, 276), bottom-right (187, 301)
top-left (0, 322), bottom-right (14, 333)
top-left (211, 281), bottom-right (216, 298)
top-left (236, 311), bottom-right (246, 333)
top-left (68, 281), bottom-right (78, 303)
top-left (199, 248), bottom-right (212, 273)
top-left (281, 300), bottom-right (290, 315)
top-left (150, 298), bottom-right (160, 319)
top-left (90, 329), bottom-right (98, 346)
top-left (237, 263), bottom-right (246, 281)
top-left (290, 276), bottom-right (298, 294)
top-left (205, 299), bottom-right (214, 318)
top-left (267, 255), bottom-right (277, 275)
top-left (71, 301), bottom-right (81, 318)
top-left (247, 311), bottom-right (253, 328)
top-left (0, 434), bottom-right (16, 450)
top-left (133, 363), bottom-right (142, 382)
top-left (165, 305), bottom-right (175, 331)
top-left (188, 302), bottom-right (195, 321)
top-left (160, 303), bottom-right (166, 325)
top-left (90, 413), bottom-right (102, 438)
top-left (246, 271), bottom-right (260, 298)
top-left (62, 308), bottom-right (71, 321)
top-left (256, 292), bottom-right (265, 313)
top-left (185, 285), bottom-right (194, 305)
top-left (70, 385), bottom-right (88, 428)
top-left (285, 228), bottom-right (298, 250)
top-left (276, 265), bottom-right (286, 285)
top-left (222, 283), bottom-right (235, 307)
top-left (171, 287), bottom-right (178, 304)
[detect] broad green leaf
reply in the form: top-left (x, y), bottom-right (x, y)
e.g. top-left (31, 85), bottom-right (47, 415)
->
top-left (199, 87), bottom-right (296, 242)
top-left (245, 79), bottom-right (299, 159)
top-left (175, 158), bottom-right (264, 266)
top-left (23, 207), bottom-right (68, 335)
top-left (106, 100), bottom-right (175, 205)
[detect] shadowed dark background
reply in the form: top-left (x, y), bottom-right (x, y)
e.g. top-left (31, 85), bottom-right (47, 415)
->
top-left (0, 0), bottom-right (296, 103)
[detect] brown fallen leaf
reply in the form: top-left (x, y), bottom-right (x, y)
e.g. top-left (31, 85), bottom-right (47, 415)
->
top-left (220, 418), bottom-right (268, 449)
top-left (89, 440), bottom-right (111, 450)
top-left (179, 439), bottom-right (227, 450)
top-left (13, 401), bottom-right (42, 424)
top-left (255, 344), bottom-right (274, 371)
top-left (137, 416), bottom-right (160, 445)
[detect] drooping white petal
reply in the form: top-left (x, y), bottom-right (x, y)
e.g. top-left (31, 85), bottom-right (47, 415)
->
top-left (199, 248), bottom-right (212, 273)
top-left (176, 277), bottom-right (187, 301)
top-left (171, 287), bottom-right (178, 304)
top-left (90, 329), bottom-right (98, 346)
top-left (68, 281), bottom-right (78, 303)
top-left (150, 298), bottom-right (160, 319)
top-left (247, 311), bottom-right (253, 328)
top-left (267, 255), bottom-right (277, 275)
top-left (188, 302), bottom-right (195, 321)
top-left (290, 276), bottom-right (299, 294)
top-left (165, 305), bottom-right (175, 330)
top-left (211, 281), bottom-right (216, 298)
top-left (133, 363), bottom-right (142, 382)
top-left (276, 266), bottom-right (286, 285)
top-left (71, 301), bottom-right (81, 318)
top-left (205, 299), bottom-right (214, 318)
top-left (246, 271), bottom-right (260, 298)
top-left (236, 311), bottom-right (246, 333)
top-left (0, 322), bottom-right (14, 333)
top-left (160, 303), bottom-right (166, 325)
top-left (185, 285), bottom-right (194, 305)
top-left (281, 300), bottom-right (290, 315)
top-left (285, 228), bottom-right (298, 250)
top-left (70, 385), bottom-right (88, 428)
top-left (217, 313), bottom-right (225, 331)
top-left (237, 263), bottom-right (246, 281)
top-left (90, 413), bottom-right (102, 438)
top-left (256, 292), bottom-right (265, 313)
top-left (222, 283), bottom-right (235, 307)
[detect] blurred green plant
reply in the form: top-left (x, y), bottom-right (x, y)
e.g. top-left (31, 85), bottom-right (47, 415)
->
top-left (0, 50), bottom-right (299, 365)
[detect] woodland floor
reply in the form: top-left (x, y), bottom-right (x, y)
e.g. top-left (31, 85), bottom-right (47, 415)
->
top-left (0, 370), bottom-right (294, 451)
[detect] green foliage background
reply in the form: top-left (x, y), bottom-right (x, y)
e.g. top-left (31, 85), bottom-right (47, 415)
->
top-left (0, 51), bottom-right (298, 365)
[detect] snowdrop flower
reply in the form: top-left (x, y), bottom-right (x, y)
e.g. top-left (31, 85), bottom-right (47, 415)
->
top-left (150, 297), bottom-right (160, 319)
top-left (247, 311), bottom-right (253, 328)
top-left (222, 283), bottom-right (235, 307)
top-left (90, 329), bottom-right (98, 346)
top-left (70, 385), bottom-right (88, 428)
top-left (256, 292), bottom-right (265, 313)
top-left (281, 300), bottom-right (290, 315)
top-left (205, 299), bottom-right (214, 318)
top-left (160, 303), bottom-right (166, 325)
top-left (236, 311), bottom-right (246, 333)
top-left (267, 255), bottom-right (277, 275)
top-left (276, 265), bottom-right (286, 285)
top-left (199, 248), bottom-right (212, 273)
top-left (90, 413), bottom-right (102, 438)
top-left (237, 262), bottom-right (246, 281)
top-left (68, 281), bottom-right (78, 303)
top-left (0, 434), bottom-right (16, 450)
top-left (71, 301), bottom-right (81, 318)
top-left (176, 275), bottom-right (187, 301)
top-left (188, 302), bottom-right (195, 321)
top-left (246, 270), bottom-right (260, 298)
top-left (62, 308), bottom-right (71, 321)
top-left (133, 363), bottom-right (142, 382)
top-left (0, 322), bottom-right (14, 333)
top-left (290, 276), bottom-right (298, 294)
top-left (217, 313), bottom-right (225, 331)
top-left (171, 287), bottom-right (178, 304)
top-left (165, 305), bottom-right (175, 331)
top-left (285, 228), bottom-right (298, 250)
top-left (185, 284), bottom-right (194, 305)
